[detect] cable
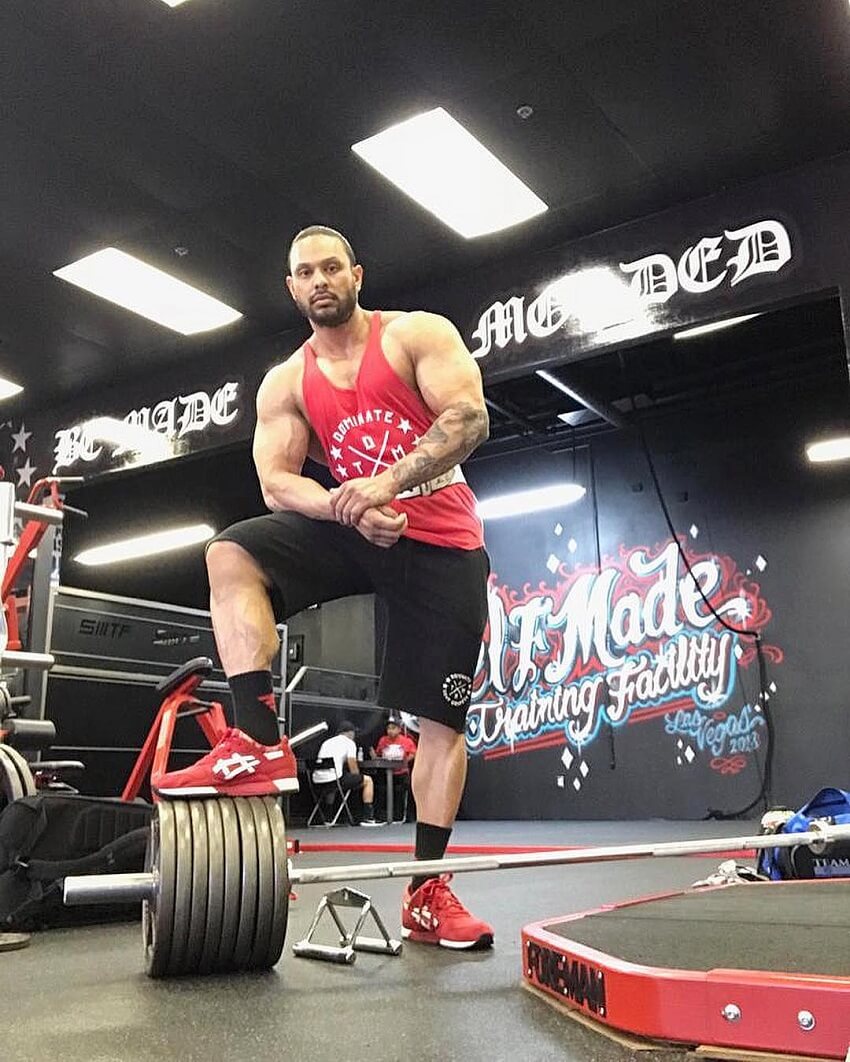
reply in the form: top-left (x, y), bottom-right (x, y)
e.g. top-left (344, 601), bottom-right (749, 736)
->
top-left (616, 353), bottom-right (774, 818)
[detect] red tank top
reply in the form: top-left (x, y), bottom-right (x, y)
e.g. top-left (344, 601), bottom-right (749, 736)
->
top-left (301, 312), bottom-right (484, 550)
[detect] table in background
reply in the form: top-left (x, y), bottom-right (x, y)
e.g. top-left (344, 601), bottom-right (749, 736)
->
top-left (360, 758), bottom-right (410, 824)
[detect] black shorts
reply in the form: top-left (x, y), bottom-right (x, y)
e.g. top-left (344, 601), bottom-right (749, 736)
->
top-left (212, 512), bottom-right (489, 732)
top-left (339, 771), bottom-right (364, 793)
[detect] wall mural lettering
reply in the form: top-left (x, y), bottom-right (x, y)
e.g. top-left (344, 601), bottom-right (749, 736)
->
top-left (53, 381), bottom-right (241, 471)
top-left (470, 219), bottom-right (793, 358)
top-left (467, 540), bottom-right (783, 787)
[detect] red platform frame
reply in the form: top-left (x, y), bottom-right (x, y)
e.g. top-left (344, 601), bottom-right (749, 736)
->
top-left (522, 880), bottom-right (850, 1059)
top-left (120, 667), bottom-right (228, 802)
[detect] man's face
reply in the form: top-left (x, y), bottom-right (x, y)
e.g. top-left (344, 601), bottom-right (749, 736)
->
top-left (286, 234), bottom-right (362, 328)
top-left (386, 724), bottom-right (401, 739)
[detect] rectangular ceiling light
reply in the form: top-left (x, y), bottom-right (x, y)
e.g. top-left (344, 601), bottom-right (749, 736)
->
top-left (805, 436), bottom-right (850, 464)
top-left (159, 0), bottom-right (191, 6)
top-left (672, 314), bottom-right (760, 341)
top-left (54, 249), bottom-right (242, 335)
top-left (352, 107), bottom-right (548, 238)
top-left (477, 483), bottom-right (586, 521)
top-left (0, 377), bottom-right (23, 401)
top-left (75, 523), bottom-right (215, 566)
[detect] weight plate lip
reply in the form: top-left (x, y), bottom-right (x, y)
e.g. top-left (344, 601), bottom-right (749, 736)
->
top-left (263, 797), bottom-right (289, 970)
top-left (167, 801), bottom-right (194, 975)
top-left (1, 745), bottom-right (36, 797)
top-left (0, 747), bottom-right (24, 803)
top-left (0, 932), bottom-right (31, 952)
top-left (232, 798), bottom-right (259, 970)
top-left (145, 802), bottom-right (176, 977)
top-left (246, 798), bottom-right (274, 969)
top-left (199, 799), bottom-right (225, 975)
top-left (215, 798), bottom-right (242, 972)
top-left (184, 800), bottom-right (209, 975)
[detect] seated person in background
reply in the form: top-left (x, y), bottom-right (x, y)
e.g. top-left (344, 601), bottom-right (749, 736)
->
top-left (313, 720), bottom-right (379, 826)
top-left (370, 717), bottom-right (417, 823)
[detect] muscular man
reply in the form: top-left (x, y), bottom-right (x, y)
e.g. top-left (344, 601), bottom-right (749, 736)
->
top-left (155, 225), bottom-right (492, 949)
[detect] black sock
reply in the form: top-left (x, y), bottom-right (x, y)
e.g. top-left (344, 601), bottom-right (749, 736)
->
top-left (363, 801), bottom-right (374, 820)
top-left (411, 822), bottom-right (452, 891)
top-left (229, 670), bottom-right (279, 745)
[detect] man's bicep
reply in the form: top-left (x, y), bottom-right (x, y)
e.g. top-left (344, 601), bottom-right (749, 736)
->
top-left (252, 401), bottom-right (311, 482)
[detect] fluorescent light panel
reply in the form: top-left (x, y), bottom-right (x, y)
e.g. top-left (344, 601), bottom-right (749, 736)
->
top-left (0, 378), bottom-right (23, 401)
top-left (477, 483), bottom-right (586, 521)
top-left (352, 107), bottom-right (547, 238)
top-left (54, 249), bottom-right (242, 335)
top-left (160, 0), bottom-right (191, 6)
top-left (806, 436), bottom-right (850, 464)
top-left (75, 523), bottom-right (215, 566)
top-left (673, 314), bottom-right (760, 341)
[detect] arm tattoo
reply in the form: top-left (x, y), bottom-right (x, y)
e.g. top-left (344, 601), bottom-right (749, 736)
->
top-left (390, 402), bottom-right (488, 492)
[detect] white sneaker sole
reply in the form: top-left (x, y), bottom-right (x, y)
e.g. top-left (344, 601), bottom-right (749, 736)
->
top-left (400, 926), bottom-right (493, 949)
top-left (156, 777), bottom-right (300, 798)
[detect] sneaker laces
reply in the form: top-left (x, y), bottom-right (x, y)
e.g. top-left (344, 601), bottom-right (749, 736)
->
top-left (422, 874), bottom-right (468, 918)
top-left (181, 727), bottom-right (247, 768)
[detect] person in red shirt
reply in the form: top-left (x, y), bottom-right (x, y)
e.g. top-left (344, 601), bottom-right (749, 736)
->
top-left (370, 718), bottom-right (417, 822)
top-left (155, 225), bottom-right (492, 951)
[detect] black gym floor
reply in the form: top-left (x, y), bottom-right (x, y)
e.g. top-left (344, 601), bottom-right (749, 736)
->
top-left (4, 820), bottom-right (763, 1062)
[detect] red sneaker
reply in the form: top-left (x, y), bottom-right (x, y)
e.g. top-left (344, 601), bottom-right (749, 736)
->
top-left (153, 728), bottom-right (299, 798)
top-left (401, 874), bottom-right (494, 950)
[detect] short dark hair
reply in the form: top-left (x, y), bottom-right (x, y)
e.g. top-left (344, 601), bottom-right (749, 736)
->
top-left (337, 719), bottom-right (356, 735)
top-left (288, 225), bottom-right (356, 270)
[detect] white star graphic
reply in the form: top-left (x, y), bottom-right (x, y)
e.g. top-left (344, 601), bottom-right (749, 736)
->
top-left (11, 423), bottom-right (31, 454)
top-left (335, 464), bottom-right (348, 479)
top-left (412, 434), bottom-right (422, 446)
top-left (330, 446), bottom-right (342, 460)
top-left (398, 418), bottom-right (412, 434)
top-left (16, 458), bottom-right (36, 488)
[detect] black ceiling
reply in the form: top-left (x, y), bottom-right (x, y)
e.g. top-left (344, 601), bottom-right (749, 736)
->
top-left (3, 0), bottom-right (850, 411)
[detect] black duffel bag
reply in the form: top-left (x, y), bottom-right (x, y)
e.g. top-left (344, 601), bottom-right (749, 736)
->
top-left (0, 793), bottom-right (151, 930)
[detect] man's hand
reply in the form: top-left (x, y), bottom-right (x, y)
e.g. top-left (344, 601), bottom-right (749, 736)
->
top-left (355, 505), bottom-right (408, 549)
top-left (330, 473), bottom-right (397, 526)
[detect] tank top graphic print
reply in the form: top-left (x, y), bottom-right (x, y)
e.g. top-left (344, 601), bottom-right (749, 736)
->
top-left (300, 312), bottom-right (484, 550)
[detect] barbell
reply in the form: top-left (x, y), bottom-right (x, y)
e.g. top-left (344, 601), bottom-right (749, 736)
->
top-left (62, 798), bottom-right (850, 978)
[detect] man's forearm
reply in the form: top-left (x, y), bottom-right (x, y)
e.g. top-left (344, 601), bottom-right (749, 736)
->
top-left (388, 402), bottom-right (488, 494)
top-left (261, 472), bottom-right (334, 520)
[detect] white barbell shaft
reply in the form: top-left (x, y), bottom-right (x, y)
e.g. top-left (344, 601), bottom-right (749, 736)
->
top-left (63, 822), bottom-right (850, 906)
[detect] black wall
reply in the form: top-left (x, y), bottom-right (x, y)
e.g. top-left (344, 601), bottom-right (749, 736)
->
top-left (459, 375), bottom-right (850, 819)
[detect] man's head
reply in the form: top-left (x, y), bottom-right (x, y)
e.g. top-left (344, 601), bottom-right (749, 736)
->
top-left (286, 225), bottom-right (362, 328)
top-left (337, 720), bottom-right (356, 739)
top-left (386, 720), bottom-right (401, 739)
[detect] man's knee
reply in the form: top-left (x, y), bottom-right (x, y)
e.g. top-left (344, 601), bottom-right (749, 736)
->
top-left (206, 540), bottom-right (269, 590)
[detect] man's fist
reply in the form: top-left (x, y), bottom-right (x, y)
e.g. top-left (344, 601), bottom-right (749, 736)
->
top-left (355, 506), bottom-right (408, 548)
top-left (330, 474), bottom-right (396, 526)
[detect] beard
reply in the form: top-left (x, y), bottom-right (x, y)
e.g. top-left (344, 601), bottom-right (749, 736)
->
top-left (296, 285), bottom-right (358, 328)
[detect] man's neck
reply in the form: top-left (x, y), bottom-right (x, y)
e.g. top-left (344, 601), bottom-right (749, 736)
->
top-left (310, 306), bottom-right (371, 360)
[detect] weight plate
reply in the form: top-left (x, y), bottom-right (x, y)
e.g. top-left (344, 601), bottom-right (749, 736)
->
top-left (198, 799), bottom-right (225, 975)
top-left (184, 801), bottom-right (209, 975)
top-left (246, 798), bottom-right (274, 969)
top-left (144, 801), bottom-right (177, 977)
top-left (0, 747), bottom-right (24, 805)
top-left (0, 745), bottom-right (35, 806)
top-left (167, 801), bottom-right (194, 975)
top-left (3, 746), bottom-right (36, 797)
top-left (262, 797), bottom-right (290, 970)
top-left (215, 799), bottom-right (242, 972)
top-left (231, 798), bottom-right (259, 970)
top-left (0, 932), bottom-right (31, 952)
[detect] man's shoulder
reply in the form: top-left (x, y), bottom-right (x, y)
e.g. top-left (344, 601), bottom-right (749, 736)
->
top-left (382, 309), bottom-right (448, 334)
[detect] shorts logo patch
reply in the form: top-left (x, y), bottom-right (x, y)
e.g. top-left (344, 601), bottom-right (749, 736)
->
top-left (442, 673), bottom-right (472, 708)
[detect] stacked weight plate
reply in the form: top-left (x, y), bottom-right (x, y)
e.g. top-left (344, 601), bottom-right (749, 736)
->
top-left (0, 745), bottom-right (36, 806)
top-left (143, 797), bottom-right (289, 977)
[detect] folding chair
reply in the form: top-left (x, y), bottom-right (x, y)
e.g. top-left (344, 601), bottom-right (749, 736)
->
top-left (305, 757), bottom-right (355, 827)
